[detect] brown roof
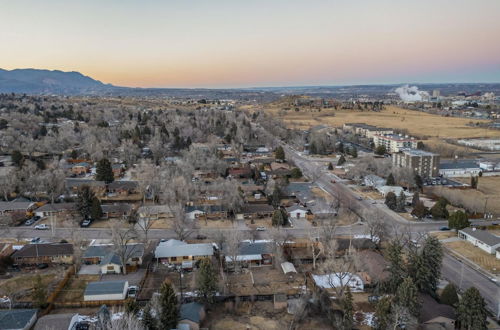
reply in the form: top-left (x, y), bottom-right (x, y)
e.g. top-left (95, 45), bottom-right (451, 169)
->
top-left (36, 203), bottom-right (77, 213)
top-left (12, 243), bottom-right (73, 259)
top-left (419, 294), bottom-right (455, 323)
top-left (357, 250), bottom-right (389, 282)
top-left (240, 204), bottom-right (275, 214)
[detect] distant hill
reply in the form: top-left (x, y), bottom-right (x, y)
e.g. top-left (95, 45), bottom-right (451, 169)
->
top-left (0, 68), bottom-right (115, 95)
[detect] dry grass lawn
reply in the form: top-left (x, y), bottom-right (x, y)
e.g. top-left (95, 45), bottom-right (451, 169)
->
top-left (445, 240), bottom-right (500, 274)
top-left (0, 272), bottom-right (58, 302)
top-left (57, 274), bottom-right (100, 302)
top-left (266, 105), bottom-right (498, 140)
top-left (197, 219), bottom-right (235, 229)
top-left (430, 231), bottom-right (457, 240)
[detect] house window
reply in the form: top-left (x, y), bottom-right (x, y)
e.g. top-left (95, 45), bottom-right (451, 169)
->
top-left (171, 257), bottom-right (177, 261)
top-left (107, 266), bottom-right (114, 271)
top-left (183, 256), bottom-right (189, 260)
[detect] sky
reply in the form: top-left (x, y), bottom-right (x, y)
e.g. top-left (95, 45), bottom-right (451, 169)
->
top-left (1, 0), bottom-right (500, 88)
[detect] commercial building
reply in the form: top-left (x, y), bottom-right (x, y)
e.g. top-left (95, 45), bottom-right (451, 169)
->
top-left (439, 160), bottom-right (481, 177)
top-left (392, 148), bottom-right (440, 178)
top-left (373, 134), bottom-right (418, 153)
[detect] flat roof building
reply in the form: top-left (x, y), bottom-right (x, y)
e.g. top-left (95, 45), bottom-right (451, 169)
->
top-left (393, 148), bottom-right (440, 178)
top-left (373, 134), bottom-right (418, 153)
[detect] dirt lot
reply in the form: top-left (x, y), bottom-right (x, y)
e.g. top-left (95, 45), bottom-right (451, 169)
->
top-left (0, 267), bottom-right (63, 302)
top-left (246, 217), bottom-right (272, 228)
top-left (226, 267), bottom-right (304, 296)
top-left (197, 219), bottom-right (235, 229)
top-left (445, 240), bottom-right (500, 274)
top-left (430, 231), bottom-right (457, 240)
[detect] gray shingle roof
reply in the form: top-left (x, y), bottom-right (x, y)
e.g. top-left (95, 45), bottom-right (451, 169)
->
top-left (12, 243), bottom-right (73, 258)
top-left (0, 201), bottom-right (34, 212)
top-left (83, 244), bottom-right (144, 260)
top-left (460, 228), bottom-right (500, 246)
top-left (35, 203), bottom-right (77, 213)
top-left (0, 309), bottom-right (37, 329)
top-left (238, 241), bottom-right (273, 255)
top-left (84, 281), bottom-right (127, 296)
top-left (180, 302), bottom-right (204, 323)
top-left (155, 241), bottom-right (213, 259)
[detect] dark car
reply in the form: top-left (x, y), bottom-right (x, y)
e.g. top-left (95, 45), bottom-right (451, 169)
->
top-left (37, 263), bottom-right (49, 269)
top-left (32, 216), bottom-right (41, 221)
top-left (439, 226), bottom-right (450, 231)
top-left (80, 218), bottom-right (93, 227)
top-left (24, 219), bottom-right (35, 226)
top-left (196, 234), bottom-right (207, 240)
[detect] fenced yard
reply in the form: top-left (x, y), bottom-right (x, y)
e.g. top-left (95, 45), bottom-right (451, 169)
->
top-left (445, 240), bottom-right (500, 274)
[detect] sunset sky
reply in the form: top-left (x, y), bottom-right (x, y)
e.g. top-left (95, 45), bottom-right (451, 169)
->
top-left (1, 0), bottom-right (499, 88)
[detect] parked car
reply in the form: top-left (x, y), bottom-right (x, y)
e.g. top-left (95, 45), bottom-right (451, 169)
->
top-left (196, 234), bottom-right (207, 240)
top-left (128, 285), bottom-right (139, 298)
top-left (24, 219), bottom-right (35, 226)
top-left (256, 226), bottom-right (266, 231)
top-left (30, 237), bottom-right (41, 243)
top-left (37, 263), bottom-right (49, 269)
top-left (32, 216), bottom-right (41, 221)
top-left (80, 219), bottom-right (93, 227)
top-left (439, 226), bottom-right (450, 231)
top-left (35, 224), bottom-right (50, 230)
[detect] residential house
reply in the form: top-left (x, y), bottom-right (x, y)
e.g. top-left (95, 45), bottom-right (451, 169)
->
top-left (138, 205), bottom-right (172, 220)
top-left (101, 203), bottom-right (133, 219)
top-left (70, 162), bottom-right (92, 176)
top-left (34, 203), bottom-right (77, 218)
top-left (185, 205), bottom-right (227, 220)
top-left (373, 134), bottom-right (418, 153)
top-left (224, 241), bottom-right (274, 268)
top-left (12, 243), bottom-right (74, 265)
top-left (0, 309), bottom-right (38, 330)
top-left (65, 179), bottom-right (106, 195)
top-left (82, 243), bottom-right (144, 273)
top-left (286, 205), bottom-right (308, 219)
top-left (111, 164), bottom-right (125, 178)
top-left (439, 160), bottom-right (482, 178)
top-left (106, 181), bottom-right (139, 196)
top-left (237, 204), bottom-right (275, 219)
top-left (0, 201), bottom-right (35, 216)
top-left (269, 162), bottom-right (291, 177)
top-left (376, 185), bottom-right (404, 197)
top-left (458, 228), bottom-right (500, 254)
top-left (83, 280), bottom-right (129, 301)
top-left (228, 167), bottom-right (253, 179)
top-left (178, 302), bottom-right (206, 330)
top-left (419, 294), bottom-right (456, 330)
top-left (155, 240), bottom-right (214, 266)
top-left (393, 148), bottom-right (440, 178)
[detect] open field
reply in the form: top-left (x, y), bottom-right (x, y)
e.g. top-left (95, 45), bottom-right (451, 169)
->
top-left (0, 271), bottom-right (60, 302)
top-left (430, 231), bottom-right (457, 240)
top-left (455, 176), bottom-right (500, 196)
top-left (445, 240), bottom-right (500, 275)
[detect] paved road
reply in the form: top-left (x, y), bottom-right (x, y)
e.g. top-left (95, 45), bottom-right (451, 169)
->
top-left (280, 143), bottom-right (500, 316)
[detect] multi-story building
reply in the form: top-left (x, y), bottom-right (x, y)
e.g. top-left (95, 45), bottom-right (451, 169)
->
top-left (373, 134), bottom-right (418, 153)
top-left (343, 123), bottom-right (393, 139)
top-left (392, 148), bottom-right (440, 177)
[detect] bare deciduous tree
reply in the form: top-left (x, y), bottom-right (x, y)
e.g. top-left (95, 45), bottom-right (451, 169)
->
top-left (110, 221), bottom-right (139, 275)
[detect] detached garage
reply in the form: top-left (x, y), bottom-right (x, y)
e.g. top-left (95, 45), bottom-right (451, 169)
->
top-left (84, 280), bottom-right (128, 301)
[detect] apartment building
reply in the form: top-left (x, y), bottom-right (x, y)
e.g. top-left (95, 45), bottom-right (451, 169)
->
top-left (343, 123), bottom-right (393, 139)
top-left (392, 148), bottom-right (440, 177)
top-left (373, 134), bottom-right (418, 153)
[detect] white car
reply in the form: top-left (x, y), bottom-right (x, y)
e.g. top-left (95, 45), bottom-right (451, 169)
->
top-left (256, 227), bottom-right (266, 231)
top-left (34, 224), bottom-right (50, 230)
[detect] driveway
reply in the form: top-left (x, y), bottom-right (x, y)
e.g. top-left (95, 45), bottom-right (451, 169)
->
top-left (78, 264), bottom-right (100, 275)
top-left (101, 268), bottom-right (146, 286)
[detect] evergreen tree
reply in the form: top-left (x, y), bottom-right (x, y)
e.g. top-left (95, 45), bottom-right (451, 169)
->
top-left (272, 209), bottom-right (285, 226)
top-left (411, 191), bottom-right (420, 207)
top-left (91, 197), bottom-right (103, 220)
top-left (70, 149), bottom-right (78, 159)
top-left (338, 142), bottom-right (344, 153)
top-left (384, 241), bottom-right (406, 293)
top-left (124, 299), bottom-right (139, 316)
top-left (396, 191), bottom-right (406, 212)
top-left (95, 158), bottom-right (114, 183)
top-left (341, 286), bottom-right (354, 330)
top-left (337, 155), bottom-right (346, 166)
top-left (32, 275), bottom-right (47, 308)
top-left (290, 168), bottom-right (302, 179)
top-left (440, 284), bottom-right (459, 307)
top-left (430, 198), bottom-right (449, 219)
top-left (350, 147), bottom-right (358, 158)
top-left (270, 187), bottom-right (281, 208)
top-left (374, 296), bottom-right (392, 330)
top-left (275, 146), bottom-right (285, 161)
top-left (470, 176), bottom-right (478, 189)
top-left (448, 211), bottom-right (470, 230)
top-left (411, 201), bottom-right (428, 219)
top-left (197, 258), bottom-right (218, 304)
top-left (386, 173), bottom-right (395, 186)
top-left (375, 145), bottom-right (386, 155)
top-left (408, 236), bottom-right (443, 294)
top-left (158, 282), bottom-right (179, 330)
top-left (414, 174), bottom-right (423, 190)
top-left (395, 277), bottom-right (421, 317)
top-left (385, 192), bottom-right (397, 211)
top-left (142, 304), bottom-right (157, 330)
top-left (328, 162), bottom-right (334, 170)
top-left (77, 185), bottom-right (95, 218)
top-left (309, 142), bottom-right (317, 155)
top-left (457, 287), bottom-right (488, 330)
top-left (11, 150), bottom-right (23, 167)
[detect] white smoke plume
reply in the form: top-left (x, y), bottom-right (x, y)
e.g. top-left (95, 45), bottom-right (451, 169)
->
top-left (395, 85), bottom-right (430, 102)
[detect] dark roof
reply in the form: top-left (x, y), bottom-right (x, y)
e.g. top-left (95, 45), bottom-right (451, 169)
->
top-left (84, 281), bottom-right (127, 296)
top-left (34, 313), bottom-right (76, 330)
top-left (0, 201), bottom-right (34, 212)
top-left (101, 203), bottom-right (133, 214)
top-left (439, 160), bottom-right (479, 170)
top-left (238, 241), bottom-right (273, 255)
top-left (460, 228), bottom-right (500, 246)
top-left (337, 238), bottom-right (377, 251)
top-left (180, 302), bottom-right (204, 323)
top-left (100, 252), bottom-right (122, 266)
top-left (83, 244), bottom-right (144, 260)
top-left (35, 203), bottom-right (77, 213)
top-left (240, 204), bottom-right (275, 214)
top-left (12, 243), bottom-right (73, 259)
top-left (107, 181), bottom-right (138, 190)
top-left (185, 205), bottom-right (226, 213)
top-left (0, 309), bottom-right (37, 329)
top-left (419, 294), bottom-right (455, 323)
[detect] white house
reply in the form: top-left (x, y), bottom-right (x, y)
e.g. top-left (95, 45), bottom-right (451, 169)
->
top-left (496, 247), bottom-right (500, 260)
top-left (286, 205), bottom-right (308, 219)
top-left (99, 254), bottom-right (122, 274)
top-left (458, 228), bottom-right (500, 254)
top-left (376, 185), bottom-right (404, 197)
top-left (83, 280), bottom-right (128, 301)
